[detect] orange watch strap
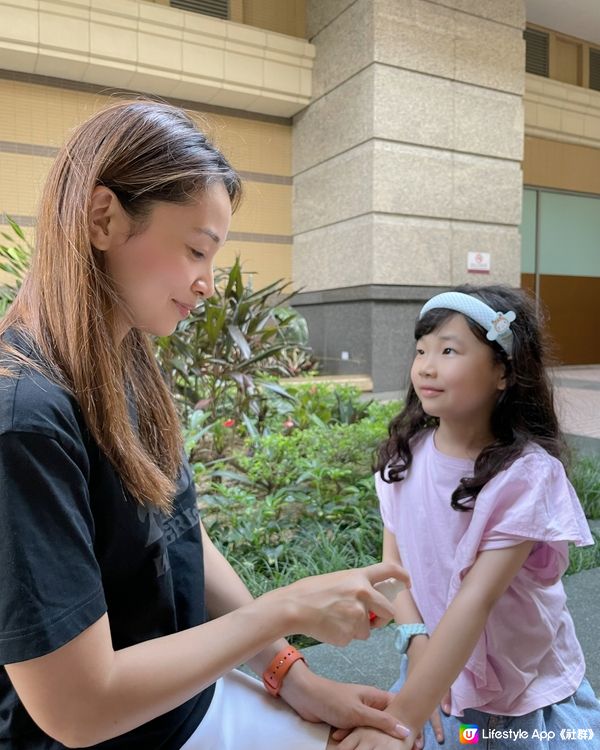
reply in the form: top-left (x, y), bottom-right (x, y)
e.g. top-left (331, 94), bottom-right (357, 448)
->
top-left (262, 646), bottom-right (306, 697)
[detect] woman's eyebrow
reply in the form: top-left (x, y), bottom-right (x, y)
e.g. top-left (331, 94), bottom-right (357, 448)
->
top-left (192, 227), bottom-right (220, 244)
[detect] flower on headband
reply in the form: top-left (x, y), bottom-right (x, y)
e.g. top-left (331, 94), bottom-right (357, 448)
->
top-left (486, 310), bottom-right (516, 342)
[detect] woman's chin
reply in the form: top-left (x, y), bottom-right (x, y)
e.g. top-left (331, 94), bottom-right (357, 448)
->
top-left (135, 321), bottom-right (178, 338)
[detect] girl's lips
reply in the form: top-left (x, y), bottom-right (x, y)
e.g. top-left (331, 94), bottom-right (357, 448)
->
top-left (419, 387), bottom-right (444, 397)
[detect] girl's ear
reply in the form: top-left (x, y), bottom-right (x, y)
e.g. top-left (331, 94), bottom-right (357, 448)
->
top-left (89, 186), bottom-right (128, 251)
top-left (496, 362), bottom-right (509, 391)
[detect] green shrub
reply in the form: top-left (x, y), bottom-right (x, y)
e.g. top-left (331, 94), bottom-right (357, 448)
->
top-left (566, 530), bottom-right (600, 576)
top-left (570, 455), bottom-right (600, 520)
top-left (156, 258), bottom-right (313, 431)
top-left (261, 381), bottom-right (373, 431)
top-left (0, 217), bottom-right (30, 317)
top-left (234, 399), bottom-right (399, 493)
top-left (196, 399), bottom-right (401, 597)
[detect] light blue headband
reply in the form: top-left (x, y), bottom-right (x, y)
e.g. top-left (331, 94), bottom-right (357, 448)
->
top-left (419, 292), bottom-right (516, 356)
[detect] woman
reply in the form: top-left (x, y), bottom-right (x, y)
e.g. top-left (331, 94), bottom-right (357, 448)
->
top-left (0, 99), bottom-right (410, 750)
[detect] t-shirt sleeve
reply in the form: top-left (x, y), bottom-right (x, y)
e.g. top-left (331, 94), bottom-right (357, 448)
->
top-left (375, 470), bottom-right (396, 532)
top-left (476, 450), bottom-right (593, 583)
top-left (0, 431), bottom-right (107, 664)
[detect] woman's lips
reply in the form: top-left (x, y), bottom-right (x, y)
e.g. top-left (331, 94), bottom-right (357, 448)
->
top-left (173, 300), bottom-right (193, 318)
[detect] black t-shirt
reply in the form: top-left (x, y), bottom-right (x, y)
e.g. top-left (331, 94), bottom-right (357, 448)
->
top-left (0, 333), bottom-right (214, 749)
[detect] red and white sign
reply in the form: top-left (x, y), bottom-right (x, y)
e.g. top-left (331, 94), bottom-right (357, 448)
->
top-left (467, 251), bottom-right (491, 274)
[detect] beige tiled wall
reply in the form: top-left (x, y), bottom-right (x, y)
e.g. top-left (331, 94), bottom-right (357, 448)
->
top-left (0, 75), bottom-right (292, 288)
top-left (0, 0), bottom-right (314, 118)
top-left (524, 73), bottom-right (600, 150)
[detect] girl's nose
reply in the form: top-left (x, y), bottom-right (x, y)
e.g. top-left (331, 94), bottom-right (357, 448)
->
top-left (419, 358), bottom-right (436, 377)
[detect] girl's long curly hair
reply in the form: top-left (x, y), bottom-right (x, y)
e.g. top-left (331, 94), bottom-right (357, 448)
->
top-left (375, 285), bottom-right (567, 511)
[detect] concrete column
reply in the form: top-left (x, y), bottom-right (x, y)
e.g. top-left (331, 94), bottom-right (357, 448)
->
top-left (292, 0), bottom-right (526, 391)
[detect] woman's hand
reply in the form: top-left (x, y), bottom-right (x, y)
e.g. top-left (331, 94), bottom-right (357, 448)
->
top-left (266, 562), bottom-right (410, 646)
top-left (335, 726), bottom-right (416, 750)
top-left (280, 664), bottom-right (411, 741)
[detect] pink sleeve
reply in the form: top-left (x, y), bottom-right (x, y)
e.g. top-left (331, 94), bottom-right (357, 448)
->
top-left (478, 450), bottom-right (593, 583)
top-left (374, 470), bottom-right (396, 532)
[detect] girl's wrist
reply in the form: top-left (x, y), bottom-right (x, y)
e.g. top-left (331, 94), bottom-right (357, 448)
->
top-left (406, 633), bottom-right (429, 659)
top-left (389, 689), bottom-right (433, 731)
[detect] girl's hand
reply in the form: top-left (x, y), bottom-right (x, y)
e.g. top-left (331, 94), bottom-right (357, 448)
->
top-left (335, 726), bottom-right (415, 750)
top-left (280, 666), bottom-right (411, 742)
top-left (411, 690), bottom-right (450, 749)
top-left (268, 562), bottom-right (410, 646)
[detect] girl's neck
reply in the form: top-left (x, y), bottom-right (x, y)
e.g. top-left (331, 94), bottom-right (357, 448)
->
top-left (434, 420), bottom-right (495, 461)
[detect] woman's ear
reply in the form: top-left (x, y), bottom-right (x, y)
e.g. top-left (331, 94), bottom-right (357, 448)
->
top-left (89, 186), bottom-right (127, 251)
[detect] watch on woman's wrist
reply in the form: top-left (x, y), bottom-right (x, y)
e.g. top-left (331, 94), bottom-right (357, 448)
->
top-left (394, 623), bottom-right (428, 655)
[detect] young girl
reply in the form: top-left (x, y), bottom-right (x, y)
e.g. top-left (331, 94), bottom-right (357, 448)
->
top-left (0, 99), bottom-right (413, 750)
top-left (334, 285), bottom-right (600, 750)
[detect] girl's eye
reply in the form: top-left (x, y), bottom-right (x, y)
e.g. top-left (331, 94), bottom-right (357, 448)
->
top-left (189, 247), bottom-right (205, 260)
top-left (442, 347), bottom-right (455, 354)
top-left (415, 348), bottom-right (425, 356)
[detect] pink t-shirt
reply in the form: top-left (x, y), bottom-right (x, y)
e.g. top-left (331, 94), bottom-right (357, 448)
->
top-left (376, 429), bottom-right (594, 716)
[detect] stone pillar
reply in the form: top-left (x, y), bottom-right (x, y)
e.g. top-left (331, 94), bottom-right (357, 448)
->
top-left (292, 0), bottom-right (525, 392)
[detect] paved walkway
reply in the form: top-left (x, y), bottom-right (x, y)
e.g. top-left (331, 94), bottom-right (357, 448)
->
top-left (305, 367), bottom-right (600, 699)
top-left (553, 365), bottom-right (600, 455)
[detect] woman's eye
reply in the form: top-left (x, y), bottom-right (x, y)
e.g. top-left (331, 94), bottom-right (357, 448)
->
top-left (442, 347), bottom-right (455, 354)
top-left (189, 247), bottom-right (205, 259)
top-left (416, 348), bottom-right (424, 355)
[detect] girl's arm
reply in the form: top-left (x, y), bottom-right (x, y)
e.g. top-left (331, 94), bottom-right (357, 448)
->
top-left (381, 528), bottom-right (442, 749)
top-left (335, 540), bottom-right (535, 750)
top-left (386, 540), bottom-right (535, 733)
top-left (382, 530), bottom-right (428, 654)
top-left (5, 535), bottom-right (407, 749)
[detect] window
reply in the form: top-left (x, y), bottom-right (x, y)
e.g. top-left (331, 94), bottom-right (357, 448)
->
top-left (524, 27), bottom-right (549, 77)
top-left (591, 48), bottom-right (600, 92)
top-left (170, 0), bottom-right (228, 19)
top-left (525, 24), bottom-right (600, 93)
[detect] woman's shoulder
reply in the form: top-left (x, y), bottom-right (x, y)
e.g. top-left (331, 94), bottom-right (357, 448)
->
top-left (0, 332), bottom-right (82, 441)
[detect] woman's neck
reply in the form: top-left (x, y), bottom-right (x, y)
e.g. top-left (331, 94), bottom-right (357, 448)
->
top-left (434, 419), bottom-right (495, 460)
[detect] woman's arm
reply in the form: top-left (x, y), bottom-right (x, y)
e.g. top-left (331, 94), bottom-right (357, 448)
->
top-left (201, 522), bottom-right (411, 739)
top-left (386, 540), bottom-right (534, 732)
top-left (6, 533), bottom-right (407, 748)
top-left (200, 521), bottom-right (288, 676)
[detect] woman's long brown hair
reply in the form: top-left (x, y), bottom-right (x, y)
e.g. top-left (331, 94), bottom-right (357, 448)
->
top-left (0, 98), bottom-right (242, 512)
top-left (376, 285), bottom-right (567, 511)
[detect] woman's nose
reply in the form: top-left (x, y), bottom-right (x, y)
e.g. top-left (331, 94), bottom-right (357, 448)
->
top-left (192, 273), bottom-right (214, 300)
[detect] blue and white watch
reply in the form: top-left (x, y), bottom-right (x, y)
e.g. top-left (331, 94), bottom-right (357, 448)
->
top-left (394, 623), bottom-right (428, 655)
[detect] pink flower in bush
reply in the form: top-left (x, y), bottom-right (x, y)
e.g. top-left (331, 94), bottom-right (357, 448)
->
top-left (283, 419), bottom-right (295, 429)
top-left (223, 418), bottom-right (236, 428)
